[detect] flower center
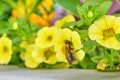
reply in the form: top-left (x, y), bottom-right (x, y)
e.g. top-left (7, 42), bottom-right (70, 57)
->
top-left (103, 28), bottom-right (115, 40)
top-left (44, 48), bottom-right (55, 60)
top-left (47, 36), bottom-right (53, 41)
top-left (3, 46), bottom-right (8, 53)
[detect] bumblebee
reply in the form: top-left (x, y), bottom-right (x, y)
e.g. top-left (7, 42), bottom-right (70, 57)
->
top-left (63, 40), bottom-right (80, 66)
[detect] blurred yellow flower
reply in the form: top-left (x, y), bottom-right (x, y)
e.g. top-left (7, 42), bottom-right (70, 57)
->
top-left (55, 15), bottom-right (75, 28)
top-left (54, 28), bottom-right (85, 65)
top-left (23, 44), bottom-right (39, 69)
top-left (32, 46), bottom-right (57, 64)
top-left (89, 15), bottom-right (120, 50)
top-left (35, 27), bottom-right (58, 48)
top-left (0, 34), bottom-right (12, 65)
top-left (97, 59), bottom-right (107, 70)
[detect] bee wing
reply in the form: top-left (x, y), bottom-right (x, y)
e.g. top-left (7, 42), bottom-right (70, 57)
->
top-left (66, 49), bottom-right (72, 66)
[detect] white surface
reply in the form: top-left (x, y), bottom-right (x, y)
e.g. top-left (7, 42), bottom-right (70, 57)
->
top-left (0, 65), bottom-right (120, 80)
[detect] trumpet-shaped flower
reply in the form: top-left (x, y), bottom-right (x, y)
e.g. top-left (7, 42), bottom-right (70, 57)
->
top-left (32, 46), bottom-right (57, 64)
top-left (54, 28), bottom-right (85, 65)
top-left (35, 27), bottom-right (58, 48)
top-left (89, 15), bottom-right (120, 50)
top-left (0, 34), bottom-right (12, 65)
top-left (23, 44), bottom-right (39, 69)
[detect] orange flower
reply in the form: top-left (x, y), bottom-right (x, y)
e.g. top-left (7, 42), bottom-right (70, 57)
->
top-left (11, 0), bottom-right (55, 27)
top-left (29, 13), bottom-right (49, 26)
top-left (11, 2), bottom-right (25, 18)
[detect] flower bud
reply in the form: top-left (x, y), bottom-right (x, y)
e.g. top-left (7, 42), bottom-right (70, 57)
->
top-left (13, 22), bottom-right (18, 30)
top-left (87, 11), bottom-right (93, 18)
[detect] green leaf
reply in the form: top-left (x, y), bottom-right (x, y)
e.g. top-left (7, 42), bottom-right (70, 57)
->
top-left (12, 37), bottom-right (22, 46)
top-left (79, 54), bottom-right (97, 69)
top-left (91, 56), bottom-right (103, 63)
top-left (56, 0), bottom-right (82, 17)
top-left (10, 52), bottom-right (22, 65)
top-left (83, 40), bottom-right (98, 53)
top-left (118, 0), bottom-right (120, 2)
top-left (82, 0), bottom-right (100, 8)
top-left (95, 1), bottom-right (112, 19)
top-left (0, 0), bottom-right (15, 8)
top-left (104, 49), bottom-right (111, 61)
top-left (115, 34), bottom-right (120, 42)
top-left (76, 30), bottom-right (88, 41)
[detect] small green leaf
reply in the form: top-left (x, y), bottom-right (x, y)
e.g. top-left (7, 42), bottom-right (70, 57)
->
top-left (0, 0), bottom-right (15, 8)
top-left (91, 56), bottom-right (103, 63)
top-left (56, 0), bottom-right (82, 17)
top-left (115, 34), bottom-right (120, 42)
top-left (76, 30), bottom-right (88, 40)
top-left (79, 54), bottom-right (97, 69)
top-left (104, 49), bottom-right (111, 61)
top-left (95, 1), bottom-right (112, 19)
top-left (83, 40), bottom-right (98, 53)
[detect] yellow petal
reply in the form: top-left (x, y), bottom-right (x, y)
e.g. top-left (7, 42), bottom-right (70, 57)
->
top-left (113, 17), bottom-right (120, 34)
top-left (72, 31), bottom-right (83, 49)
top-left (32, 47), bottom-right (45, 63)
top-left (45, 54), bottom-right (57, 64)
top-left (104, 15), bottom-right (115, 28)
top-left (74, 50), bottom-right (85, 61)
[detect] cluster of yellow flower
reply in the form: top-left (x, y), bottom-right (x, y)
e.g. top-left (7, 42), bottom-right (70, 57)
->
top-left (19, 27), bottom-right (85, 68)
top-left (19, 15), bottom-right (85, 68)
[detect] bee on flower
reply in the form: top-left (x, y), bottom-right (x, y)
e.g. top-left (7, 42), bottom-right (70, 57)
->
top-left (54, 28), bottom-right (85, 65)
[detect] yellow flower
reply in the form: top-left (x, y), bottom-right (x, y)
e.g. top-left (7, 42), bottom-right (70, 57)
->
top-left (32, 46), bottom-right (57, 64)
top-left (54, 28), bottom-right (85, 65)
top-left (55, 15), bottom-right (75, 28)
top-left (35, 27), bottom-right (58, 48)
top-left (97, 59), bottom-right (107, 70)
top-left (0, 34), bottom-right (12, 65)
top-left (89, 15), bottom-right (120, 50)
top-left (23, 44), bottom-right (39, 69)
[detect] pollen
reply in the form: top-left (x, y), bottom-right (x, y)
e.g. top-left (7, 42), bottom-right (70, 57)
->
top-left (103, 28), bottom-right (115, 40)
